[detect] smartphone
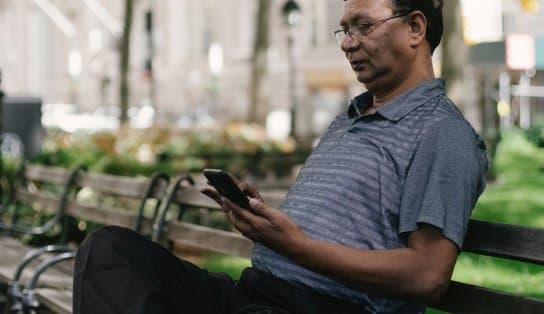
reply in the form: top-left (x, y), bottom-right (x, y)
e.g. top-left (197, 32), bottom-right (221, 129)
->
top-left (203, 169), bottom-right (250, 209)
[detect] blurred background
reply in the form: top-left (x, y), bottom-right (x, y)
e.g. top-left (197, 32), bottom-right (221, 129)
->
top-left (1, 0), bottom-right (544, 154)
top-left (0, 0), bottom-right (544, 309)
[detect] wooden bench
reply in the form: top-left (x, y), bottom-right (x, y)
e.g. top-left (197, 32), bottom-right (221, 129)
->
top-left (152, 177), bottom-right (544, 313)
top-left (0, 164), bottom-right (169, 313)
top-left (13, 170), bottom-right (544, 313)
top-left (430, 220), bottom-right (544, 313)
top-left (0, 165), bottom-right (81, 286)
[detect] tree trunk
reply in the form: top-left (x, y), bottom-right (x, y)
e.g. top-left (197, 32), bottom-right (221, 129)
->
top-left (247, 0), bottom-right (271, 124)
top-left (119, 0), bottom-right (134, 126)
top-left (441, 0), bottom-right (466, 107)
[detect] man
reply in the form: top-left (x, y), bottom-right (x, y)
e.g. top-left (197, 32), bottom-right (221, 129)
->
top-left (73, 0), bottom-right (488, 313)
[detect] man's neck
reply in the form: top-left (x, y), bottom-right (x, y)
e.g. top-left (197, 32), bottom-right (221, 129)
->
top-left (370, 59), bottom-right (435, 108)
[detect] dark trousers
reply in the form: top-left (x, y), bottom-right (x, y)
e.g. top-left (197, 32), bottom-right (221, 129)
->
top-left (73, 226), bottom-right (365, 314)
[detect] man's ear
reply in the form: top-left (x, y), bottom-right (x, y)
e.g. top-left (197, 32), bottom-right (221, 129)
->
top-left (406, 11), bottom-right (427, 48)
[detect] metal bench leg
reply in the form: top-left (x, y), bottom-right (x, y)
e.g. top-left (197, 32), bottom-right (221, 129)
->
top-left (22, 251), bottom-right (77, 312)
top-left (9, 245), bottom-right (73, 311)
top-left (133, 172), bottom-right (169, 234)
top-left (151, 174), bottom-right (194, 244)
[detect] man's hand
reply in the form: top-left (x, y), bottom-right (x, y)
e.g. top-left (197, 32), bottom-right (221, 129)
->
top-left (202, 182), bottom-right (305, 253)
top-left (222, 197), bottom-right (305, 254)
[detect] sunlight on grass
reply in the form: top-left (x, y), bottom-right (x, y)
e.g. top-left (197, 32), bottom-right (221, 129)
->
top-left (452, 253), bottom-right (544, 299)
top-left (200, 254), bottom-right (251, 279)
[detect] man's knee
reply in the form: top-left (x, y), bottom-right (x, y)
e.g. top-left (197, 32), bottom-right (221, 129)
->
top-left (76, 225), bottom-right (145, 269)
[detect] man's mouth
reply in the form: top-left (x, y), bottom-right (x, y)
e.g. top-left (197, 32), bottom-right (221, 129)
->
top-left (350, 60), bottom-right (365, 71)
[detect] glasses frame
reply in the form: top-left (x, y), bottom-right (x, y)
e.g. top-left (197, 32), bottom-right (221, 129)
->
top-left (334, 13), bottom-right (409, 45)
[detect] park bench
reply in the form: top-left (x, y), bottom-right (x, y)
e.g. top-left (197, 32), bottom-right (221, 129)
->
top-left (0, 164), bottom-right (81, 286)
top-left (152, 176), bottom-right (544, 314)
top-left (7, 168), bottom-right (544, 313)
top-left (0, 164), bottom-right (169, 313)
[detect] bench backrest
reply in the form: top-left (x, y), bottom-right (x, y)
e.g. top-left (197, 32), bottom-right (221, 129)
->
top-left (1, 165), bottom-right (80, 235)
top-left (3, 164), bottom-right (169, 239)
top-left (431, 220), bottom-right (544, 313)
top-left (67, 170), bottom-right (169, 234)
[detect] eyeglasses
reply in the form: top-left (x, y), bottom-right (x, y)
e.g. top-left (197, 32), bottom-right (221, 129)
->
top-left (334, 13), bottom-right (408, 45)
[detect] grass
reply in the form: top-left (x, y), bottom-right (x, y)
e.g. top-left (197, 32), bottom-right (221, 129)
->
top-left (200, 253), bottom-right (251, 279)
top-left (199, 129), bottom-right (544, 311)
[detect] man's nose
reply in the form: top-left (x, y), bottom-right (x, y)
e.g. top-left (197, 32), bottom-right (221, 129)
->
top-left (340, 35), bottom-right (358, 53)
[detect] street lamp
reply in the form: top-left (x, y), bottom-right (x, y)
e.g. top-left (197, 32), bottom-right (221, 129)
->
top-left (281, 0), bottom-right (301, 140)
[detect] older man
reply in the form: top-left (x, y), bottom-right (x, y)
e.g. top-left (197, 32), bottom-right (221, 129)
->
top-left (74, 1), bottom-right (487, 313)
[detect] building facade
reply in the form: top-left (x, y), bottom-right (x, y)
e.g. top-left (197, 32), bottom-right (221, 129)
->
top-left (0, 0), bottom-right (358, 137)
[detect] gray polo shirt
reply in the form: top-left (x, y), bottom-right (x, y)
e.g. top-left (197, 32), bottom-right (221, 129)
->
top-left (251, 79), bottom-right (488, 313)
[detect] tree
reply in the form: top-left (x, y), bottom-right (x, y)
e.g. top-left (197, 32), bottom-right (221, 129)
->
top-left (441, 0), bottom-right (466, 107)
top-left (119, 0), bottom-right (134, 126)
top-left (247, 0), bottom-right (271, 124)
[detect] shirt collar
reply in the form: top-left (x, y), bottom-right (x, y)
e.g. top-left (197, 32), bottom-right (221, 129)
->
top-left (347, 79), bottom-right (446, 121)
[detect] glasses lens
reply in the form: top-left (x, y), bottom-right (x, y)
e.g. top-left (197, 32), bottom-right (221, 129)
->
top-left (335, 31), bottom-right (346, 44)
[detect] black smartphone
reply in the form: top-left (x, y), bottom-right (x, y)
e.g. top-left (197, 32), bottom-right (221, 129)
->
top-left (203, 169), bottom-right (250, 209)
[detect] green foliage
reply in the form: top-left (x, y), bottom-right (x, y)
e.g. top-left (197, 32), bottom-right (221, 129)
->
top-left (525, 116), bottom-right (544, 148)
top-left (32, 125), bottom-right (301, 178)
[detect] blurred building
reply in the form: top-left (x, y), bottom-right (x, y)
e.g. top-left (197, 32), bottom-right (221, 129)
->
top-left (0, 0), bottom-right (357, 138)
top-left (462, 0), bottom-right (544, 131)
top-left (1, 0), bottom-right (543, 137)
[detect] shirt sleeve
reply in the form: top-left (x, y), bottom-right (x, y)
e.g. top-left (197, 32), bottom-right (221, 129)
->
top-left (398, 119), bottom-right (488, 249)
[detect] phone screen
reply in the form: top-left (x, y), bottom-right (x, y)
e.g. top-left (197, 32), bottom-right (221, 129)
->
top-left (203, 169), bottom-right (250, 209)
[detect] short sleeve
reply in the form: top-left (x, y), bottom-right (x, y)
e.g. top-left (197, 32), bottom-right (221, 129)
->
top-left (398, 119), bottom-right (488, 248)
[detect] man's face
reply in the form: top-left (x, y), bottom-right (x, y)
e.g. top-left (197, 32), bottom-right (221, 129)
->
top-left (340, 0), bottom-right (414, 92)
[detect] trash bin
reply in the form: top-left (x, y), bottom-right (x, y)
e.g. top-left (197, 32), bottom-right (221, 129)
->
top-left (1, 96), bottom-right (43, 157)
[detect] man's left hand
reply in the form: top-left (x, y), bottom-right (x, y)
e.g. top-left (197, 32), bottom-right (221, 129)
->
top-left (222, 197), bottom-right (305, 255)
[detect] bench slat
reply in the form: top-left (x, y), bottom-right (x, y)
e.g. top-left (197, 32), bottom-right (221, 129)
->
top-left (433, 281), bottom-right (544, 313)
top-left (24, 165), bottom-right (71, 185)
top-left (75, 172), bottom-right (150, 198)
top-left (173, 187), bottom-right (222, 209)
top-left (35, 288), bottom-right (72, 314)
top-left (64, 201), bottom-right (135, 228)
top-left (15, 189), bottom-right (61, 211)
top-left (463, 220), bottom-right (544, 265)
top-left (166, 221), bottom-right (253, 258)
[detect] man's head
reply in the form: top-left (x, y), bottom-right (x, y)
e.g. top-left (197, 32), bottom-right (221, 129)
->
top-left (342, 0), bottom-right (443, 54)
top-left (388, 0), bottom-right (443, 54)
top-left (339, 0), bottom-right (443, 95)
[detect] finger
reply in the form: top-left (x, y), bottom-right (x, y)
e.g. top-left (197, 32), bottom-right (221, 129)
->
top-left (201, 188), bottom-right (223, 206)
top-left (240, 183), bottom-right (264, 202)
top-left (248, 198), bottom-right (273, 219)
top-left (226, 209), bottom-right (247, 232)
top-left (226, 209), bottom-right (253, 237)
top-left (223, 197), bottom-right (259, 222)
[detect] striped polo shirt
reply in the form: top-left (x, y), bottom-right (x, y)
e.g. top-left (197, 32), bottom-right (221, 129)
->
top-left (251, 79), bottom-right (488, 313)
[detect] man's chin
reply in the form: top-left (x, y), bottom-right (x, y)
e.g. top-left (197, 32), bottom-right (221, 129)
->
top-left (355, 71), bottom-right (375, 86)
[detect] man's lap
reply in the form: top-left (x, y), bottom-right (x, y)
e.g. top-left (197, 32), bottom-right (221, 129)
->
top-left (73, 226), bottom-right (364, 314)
